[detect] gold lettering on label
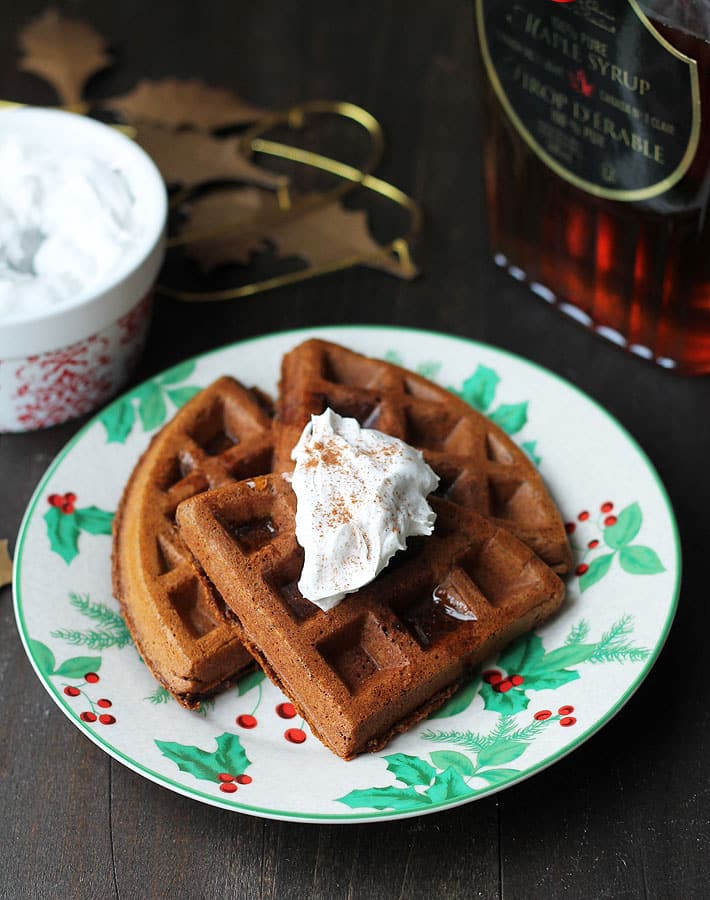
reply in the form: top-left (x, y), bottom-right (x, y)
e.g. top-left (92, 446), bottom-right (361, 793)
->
top-left (516, 68), bottom-right (569, 111)
top-left (587, 54), bottom-right (651, 95)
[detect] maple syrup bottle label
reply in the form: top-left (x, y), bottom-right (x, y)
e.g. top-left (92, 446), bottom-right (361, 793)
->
top-left (476, 0), bottom-right (701, 201)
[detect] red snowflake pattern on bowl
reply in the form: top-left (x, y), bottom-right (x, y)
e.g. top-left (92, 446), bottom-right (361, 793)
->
top-left (2, 292), bottom-right (153, 432)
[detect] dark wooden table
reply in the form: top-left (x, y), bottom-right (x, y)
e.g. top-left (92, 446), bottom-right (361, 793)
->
top-left (1, 1), bottom-right (708, 898)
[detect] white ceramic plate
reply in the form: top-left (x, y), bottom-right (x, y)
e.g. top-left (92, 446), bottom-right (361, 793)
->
top-left (13, 326), bottom-right (680, 823)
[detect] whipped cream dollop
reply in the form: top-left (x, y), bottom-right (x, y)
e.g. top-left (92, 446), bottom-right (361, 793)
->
top-left (291, 408), bottom-right (439, 611)
top-left (0, 138), bottom-right (139, 323)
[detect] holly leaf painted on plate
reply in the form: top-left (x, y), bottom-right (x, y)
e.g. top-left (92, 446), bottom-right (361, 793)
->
top-left (498, 633), bottom-right (545, 676)
top-left (384, 753), bottom-right (436, 787)
top-left (212, 732), bottom-right (252, 776)
top-left (156, 732), bottom-right (251, 783)
top-left (75, 507), bottom-right (114, 535)
top-left (537, 644), bottom-right (598, 670)
top-left (337, 786), bottom-right (433, 811)
top-left (604, 502), bottom-right (642, 550)
top-left (28, 639), bottom-right (55, 675)
top-left (384, 349), bottom-right (405, 366)
top-left (427, 676), bottom-right (481, 719)
top-left (619, 545), bottom-right (665, 575)
top-left (18, 9), bottom-right (111, 105)
top-left (456, 365), bottom-right (500, 412)
top-left (520, 669), bottom-right (580, 692)
top-left (429, 750), bottom-right (476, 778)
top-left (522, 440), bottom-right (542, 467)
top-left (100, 398), bottom-right (135, 444)
top-left (579, 552), bottom-right (614, 592)
top-left (415, 361), bottom-right (442, 380)
top-left (236, 669), bottom-right (266, 696)
top-left (474, 768), bottom-right (520, 786)
top-left (157, 360), bottom-right (196, 385)
top-left (54, 656), bottom-right (102, 678)
top-left (480, 681), bottom-right (531, 715)
top-left (44, 507), bottom-right (80, 565)
top-left (106, 78), bottom-right (264, 130)
top-left (477, 740), bottom-right (528, 768)
top-left (136, 383), bottom-right (167, 432)
top-left (489, 402), bottom-right (528, 436)
top-left (165, 386), bottom-right (202, 408)
top-left (424, 767), bottom-right (475, 804)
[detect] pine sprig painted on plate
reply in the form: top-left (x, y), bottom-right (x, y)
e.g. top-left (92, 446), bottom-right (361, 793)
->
top-left (587, 614), bottom-right (651, 664)
top-left (421, 717), bottom-right (548, 752)
top-left (565, 620), bottom-right (590, 645)
top-left (146, 685), bottom-right (171, 705)
top-left (51, 592), bottom-right (132, 650)
top-left (50, 628), bottom-right (128, 651)
top-left (68, 592), bottom-right (127, 631)
top-left (337, 715), bottom-right (554, 810)
top-left (145, 685), bottom-right (214, 716)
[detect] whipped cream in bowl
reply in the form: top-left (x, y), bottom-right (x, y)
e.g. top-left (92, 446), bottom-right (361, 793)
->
top-left (290, 408), bottom-right (439, 611)
top-left (0, 108), bottom-right (167, 432)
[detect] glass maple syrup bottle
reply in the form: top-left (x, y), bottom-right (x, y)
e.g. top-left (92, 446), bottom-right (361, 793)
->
top-left (476, 1), bottom-right (710, 373)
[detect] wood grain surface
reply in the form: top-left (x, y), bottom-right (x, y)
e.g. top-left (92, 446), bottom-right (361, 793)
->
top-left (1, 1), bottom-right (709, 898)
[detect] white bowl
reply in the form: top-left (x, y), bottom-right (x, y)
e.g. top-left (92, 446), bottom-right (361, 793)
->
top-left (0, 108), bottom-right (167, 432)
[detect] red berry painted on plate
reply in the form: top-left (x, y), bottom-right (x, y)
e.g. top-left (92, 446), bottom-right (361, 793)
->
top-left (217, 773), bottom-right (236, 783)
top-left (99, 714), bottom-right (115, 725)
top-left (97, 698), bottom-right (112, 708)
top-left (604, 515), bottom-right (617, 526)
top-left (276, 702), bottom-right (297, 719)
top-left (220, 782), bottom-right (238, 793)
top-left (64, 686), bottom-right (80, 697)
top-left (236, 774), bottom-right (252, 785)
top-left (48, 493), bottom-right (61, 506)
top-left (65, 493), bottom-right (77, 503)
top-left (237, 714), bottom-right (257, 729)
top-left (285, 728), bottom-right (306, 744)
top-left (601, 501), bottom-right (614, 513)
top-left (575, 563), bottom-right (589, 576)
top-left (483, 670), bottom-right (502, 685)
top-left (588, 539), bottom-right (599, 549)
top-left (84, 672), bottom-right (99, 683)
top-left (558, 705), bottom-right (574, 715)
top-left (578, 510), bottom-right (590, 521)
top-left (497, 680), bottom-right (512, 693)
top-left (565, 522), bottom-right (575, 534)
top-left (80, 711), bottom-right (97, 722)
top-left (534, 710), bottom-right (552, 721)
top-left (560, 716), bottom-right (577, 727)
top-left (510, 674), bottom-right (524, 686)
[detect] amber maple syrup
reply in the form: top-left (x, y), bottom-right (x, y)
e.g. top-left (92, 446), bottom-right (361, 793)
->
top-left (477, 1), bottom-right (710, 374)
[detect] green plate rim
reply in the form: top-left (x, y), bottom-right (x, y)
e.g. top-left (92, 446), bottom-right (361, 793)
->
top-left (12, 324), bottom-right (682, 823)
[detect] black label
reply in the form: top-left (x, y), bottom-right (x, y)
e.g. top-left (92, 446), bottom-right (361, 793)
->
top-left (476, 0), bottom-right (700, 201)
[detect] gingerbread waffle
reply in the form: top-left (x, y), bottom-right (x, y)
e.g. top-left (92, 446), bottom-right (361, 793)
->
top-left (112, 377), bottom-right (274, 707)
top-left (274, 339), bottom-right (572, 573)
top-left (176, 474), bottom-right (565, 759)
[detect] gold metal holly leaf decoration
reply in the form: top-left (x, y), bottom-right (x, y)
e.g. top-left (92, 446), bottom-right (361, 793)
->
top-left (17, 9), bottom-right (111, 106)
top-left (182, 187), bottom-right (270, 266)
top-left (0, 540), bottom-right (12, 589)
top-left (106, 78), bottom-right (264, 130)
top-left (180, 187), bottom-right (418, 280)
top-left (134, 124), bottom-right (284, 192)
